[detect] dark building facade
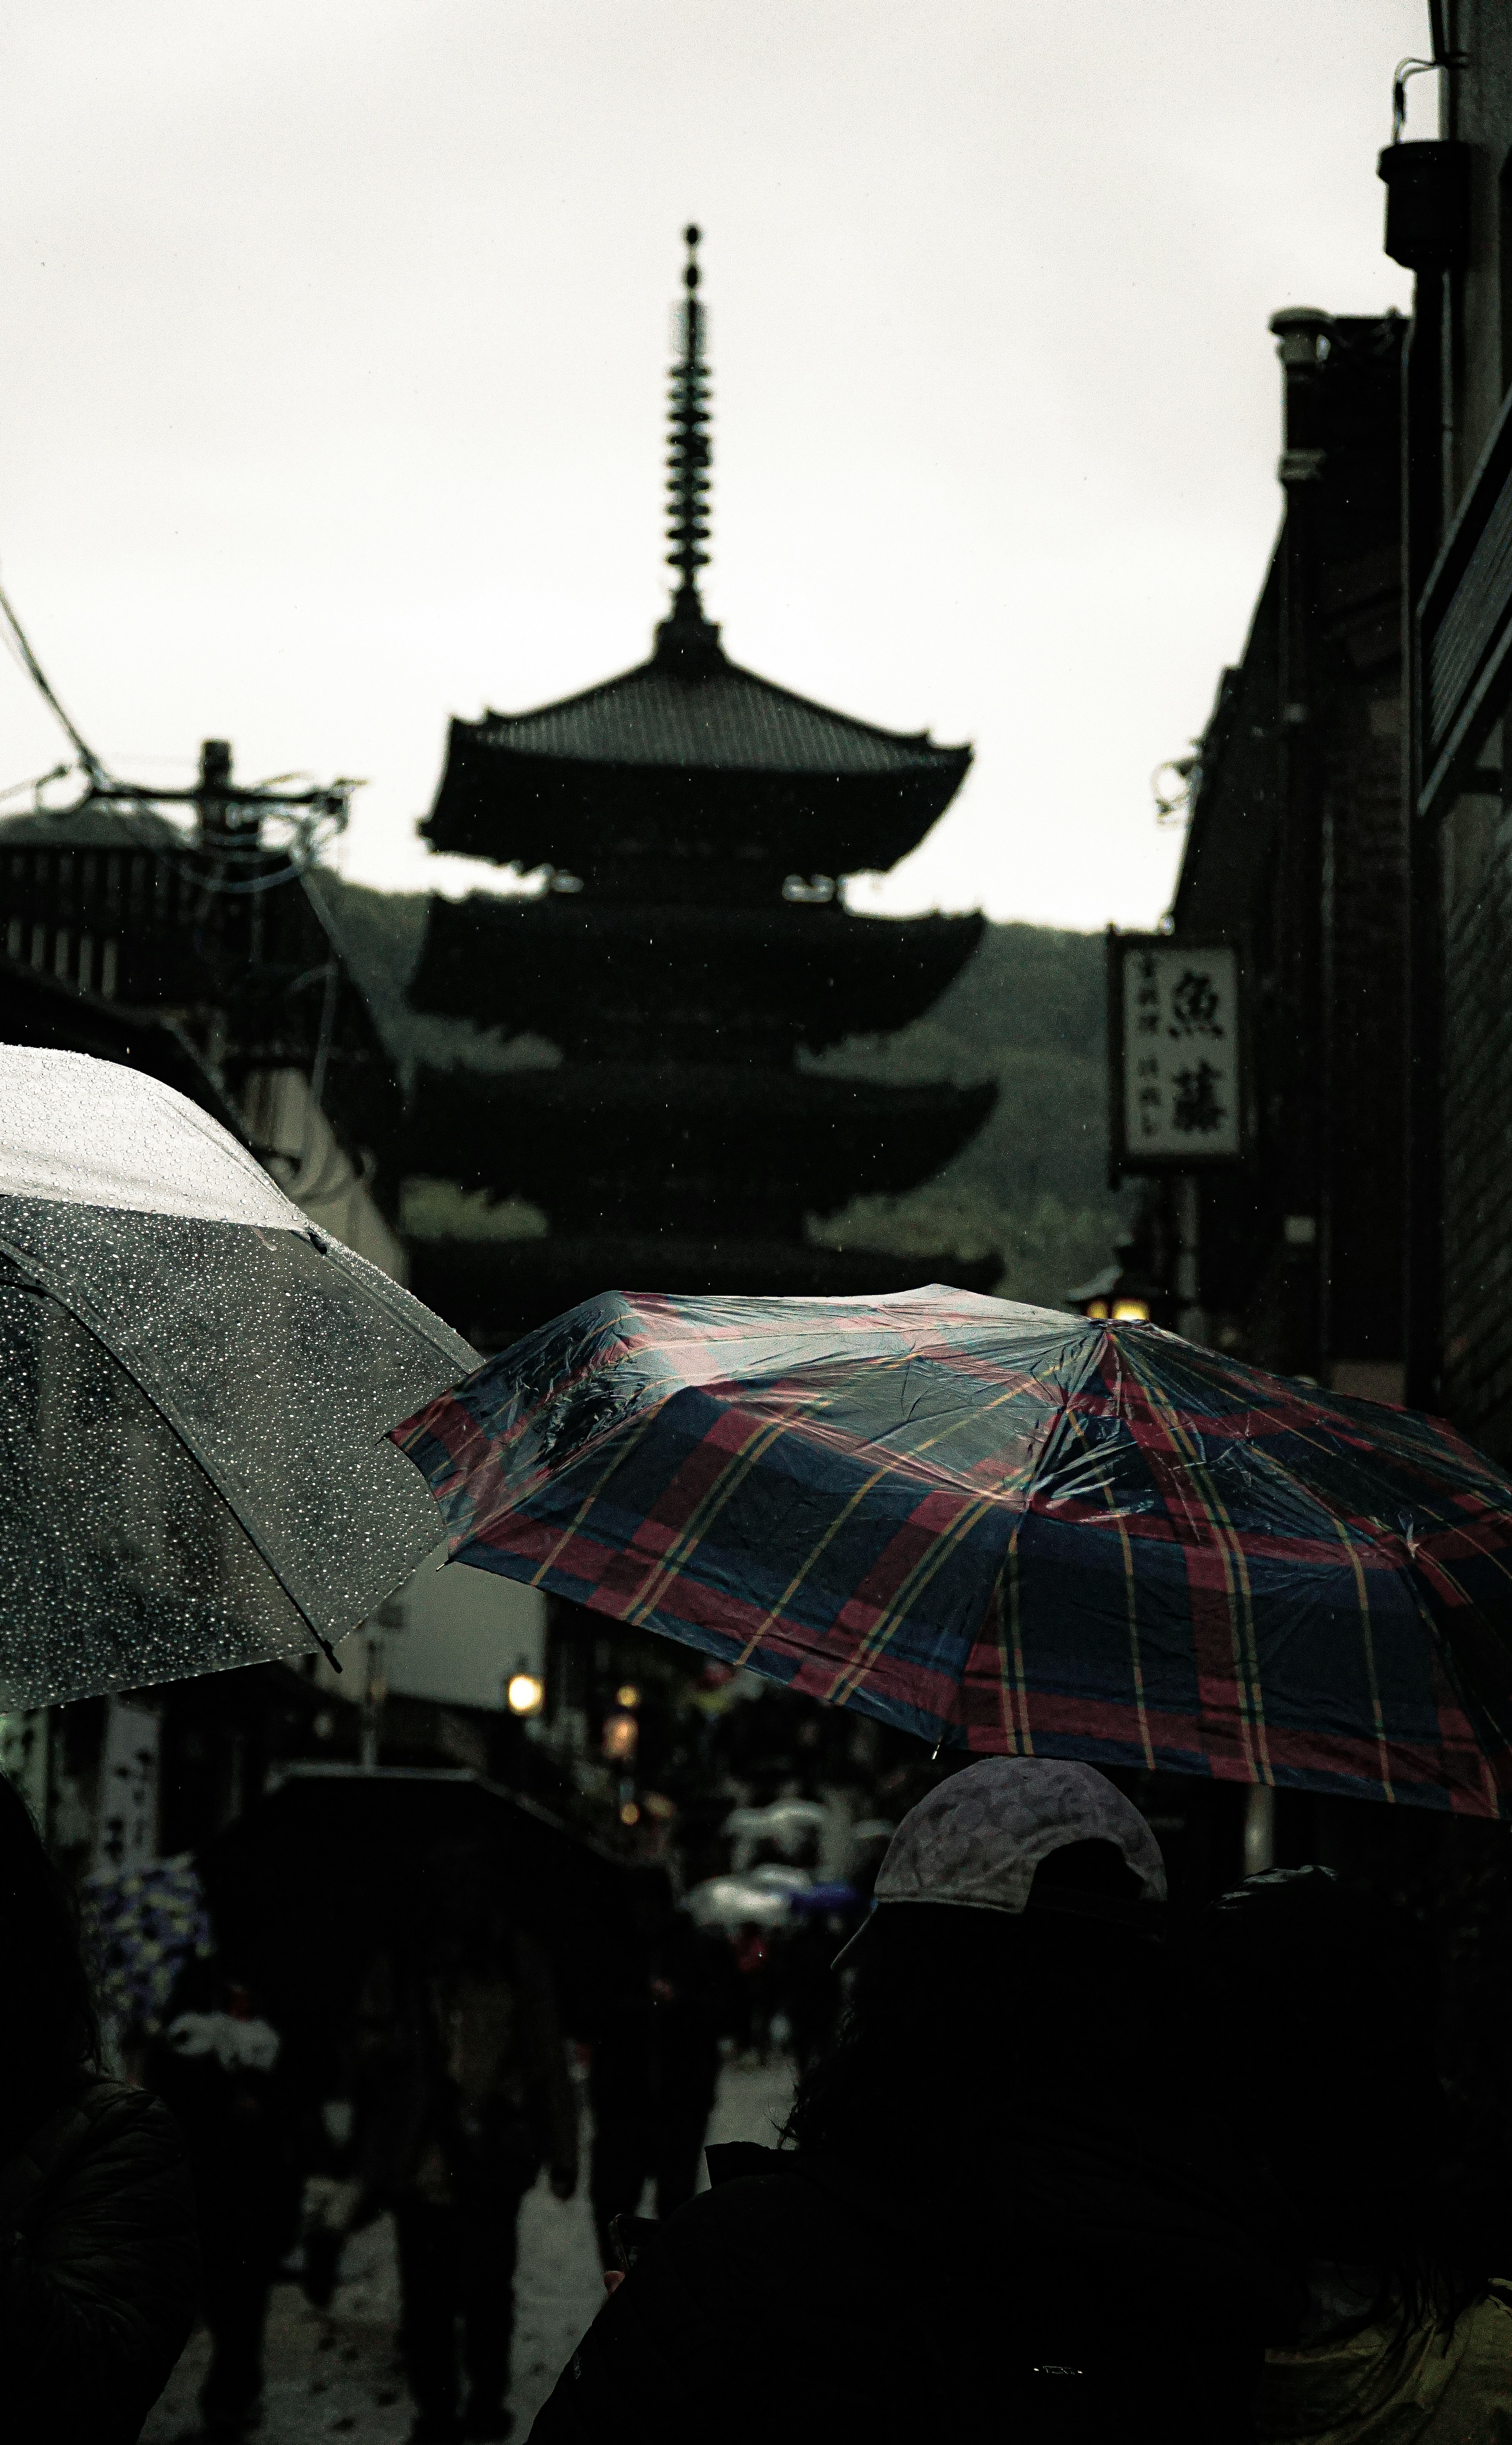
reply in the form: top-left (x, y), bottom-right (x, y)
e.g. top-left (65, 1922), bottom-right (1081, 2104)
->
top-left (402, 229), bottom-right (997, 1348)
top-left (0, 759), bottom-right (404, 1270)
top-left (1119, 310), bottom-right (1409, 1395)
top-left (1399, 5), bottom-right (1512, 1460)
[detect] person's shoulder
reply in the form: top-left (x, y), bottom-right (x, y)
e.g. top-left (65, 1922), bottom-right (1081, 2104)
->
top-left (51, 2080), bottom-right (192, 2197)
top-left (1458, 2282), bottom-right (1512, 2371)
top-left (658, 2148), bottom-right (888, 2302)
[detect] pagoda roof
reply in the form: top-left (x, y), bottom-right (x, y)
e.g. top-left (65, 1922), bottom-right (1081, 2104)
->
top-left (407, 1232), bottom-right (1002, 1350)
top-left (421, 639), bottom-right (971, 878)
top-left (461, 647), bottom-right (967, 779)
top-left (426, 229), bottom-right (974, 879)
top-left (402, 1059), bottom-right (995, 1230)
top-left (0, 801), bottom-right (184, 851)
top-left (409, 894), bottom-right (984, 1056)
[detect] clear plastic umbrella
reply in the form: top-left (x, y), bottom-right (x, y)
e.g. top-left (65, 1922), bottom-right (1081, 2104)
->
top-left (0, 1046), bottom-right (477, 1706)
top-left (683, 1875), bottom-right (793, 1930)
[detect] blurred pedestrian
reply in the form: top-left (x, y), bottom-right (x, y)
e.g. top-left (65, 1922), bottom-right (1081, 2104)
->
top-left (352, 1868), bottom-right (577, 2443)
top-left (587, 1867), bottom-right (740, 2262)
top-left (730, 1919), bottom-right (771, 2060)
top-left (1186, 1866), bottom-right (1512, 2445)
top-left (531, 1757), bottom-right (1303, 2445)
top-left (149, 1952), bottom-right (308, 2439)
top-left (0, 1773), bottom-right (197, 2442)
top-left (782, 1911), bottom-right (841, 2076)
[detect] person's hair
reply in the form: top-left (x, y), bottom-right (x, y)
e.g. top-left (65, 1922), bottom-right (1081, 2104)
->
top-left (1181, 1865), bottom-right (1502, 2332)
top-left (782, 1840), bottom-right (1166, 2159)
top-left (0, 1774), bottom-right (100, 2111)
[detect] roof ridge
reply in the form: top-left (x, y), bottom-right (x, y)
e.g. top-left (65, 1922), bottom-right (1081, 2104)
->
top-left (477, 649), bottom-right (967, 763)
top-left (716, 653), bottom-right (965, 756)
top-left (480, 656), bottom-right (660, 731)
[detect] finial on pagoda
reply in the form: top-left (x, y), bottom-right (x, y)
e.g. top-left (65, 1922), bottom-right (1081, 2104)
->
top-left (655, 223), bottom-right (724, 675)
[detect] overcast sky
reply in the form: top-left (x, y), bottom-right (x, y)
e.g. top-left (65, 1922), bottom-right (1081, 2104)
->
top-left (1, 1), bottom-right (1430, 933)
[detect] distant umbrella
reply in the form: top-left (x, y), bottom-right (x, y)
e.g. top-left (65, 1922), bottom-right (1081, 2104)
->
top-left (393, 1284), bottom-right (1512, 1819)
top-left (684, 1875), bottom-right (792, 1931)
top-left (0, 1046), bottom-right (476, 1706)
top-left (744, 1863), bottom-right (813, 1895)
top-left (791, 1882), bottom-right (861, 1916)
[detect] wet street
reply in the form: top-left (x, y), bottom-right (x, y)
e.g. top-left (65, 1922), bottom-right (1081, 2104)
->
top-left (143, 2058), bottom-right (795, 2443)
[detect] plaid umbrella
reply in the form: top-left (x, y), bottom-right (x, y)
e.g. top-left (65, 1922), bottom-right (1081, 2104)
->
top-left (391, 1286), bottom-right (1512, 1818)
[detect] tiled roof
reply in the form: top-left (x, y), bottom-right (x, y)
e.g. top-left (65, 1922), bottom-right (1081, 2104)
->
top-left (471, 652), bottom-right (967, 778)
top-left (0, 803), bottom-right (183, 851)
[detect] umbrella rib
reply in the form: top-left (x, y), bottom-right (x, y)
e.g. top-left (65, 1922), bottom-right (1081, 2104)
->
top-left (1230, 1437), bottom-right (1399, 1800)
top-left (815, 1380), bottom-right (1065, 1711)
top-left (1117, 1338), bottom-right (1269, 1785)
top-left (630, 1360), bottom-right (1041, 1650)
top-left (823, 1490), bottom-right (999, 1709)
top-left (999, 1517), bottom-right (1032, 1755)
top-left (728, 1456), bottom-right (900, 1671)
top-left (622, 1411), bottom-right (807, 1628)
top-left (524, 1404), bottom-right (669, 1590)
top-left (1054, 1399), bottom-right (1156, 1772)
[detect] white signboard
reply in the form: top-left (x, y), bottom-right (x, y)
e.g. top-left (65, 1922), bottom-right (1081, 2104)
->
top-left (92, 1700), bottom-right (160, 1875)
top-left (1118, 940), bottom-right (1241, 1163)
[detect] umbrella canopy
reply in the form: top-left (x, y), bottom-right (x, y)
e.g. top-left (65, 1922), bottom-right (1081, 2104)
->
top-left (0, 1046), bottom-right (477, 1705)
top-left (392, 1285), bottom-right (1512, 1820)
top-left (684, 1874), bottom-right (793, 1931)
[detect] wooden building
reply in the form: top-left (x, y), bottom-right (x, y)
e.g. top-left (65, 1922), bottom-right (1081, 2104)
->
top-left (1124, 310), bottom-right (1409, 1391)
top-left (0, 761), bottom-right (404, 1272)
top-left (1396, 5), bottom-right (1512, 1460)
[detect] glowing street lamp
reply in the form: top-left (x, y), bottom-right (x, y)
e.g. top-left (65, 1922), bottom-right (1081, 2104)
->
top-left (506, 1669), bottom-right (545, 1717)
top-left (1066, 1235), bottom-right (1165, 1328)
top-left (602, 1710), bottom-right (639, 1765)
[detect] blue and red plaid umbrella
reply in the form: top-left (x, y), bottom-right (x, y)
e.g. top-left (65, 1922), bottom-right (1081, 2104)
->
top-left (390, 1286), bottom-right (1512, 1817)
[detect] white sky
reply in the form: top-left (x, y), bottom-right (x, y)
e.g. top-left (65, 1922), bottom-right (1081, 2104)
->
top-left (0, 1), bottom-right (1430, 931)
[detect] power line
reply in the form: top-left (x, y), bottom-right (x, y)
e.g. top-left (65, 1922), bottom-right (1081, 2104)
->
top-left (0, 571), bottom-right (107, 782)
top-left (0, 566), bottom-right (359, 893)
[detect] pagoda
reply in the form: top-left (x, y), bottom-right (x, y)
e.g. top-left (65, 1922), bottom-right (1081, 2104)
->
top-left (402, 228), bottom-right (997, 1346)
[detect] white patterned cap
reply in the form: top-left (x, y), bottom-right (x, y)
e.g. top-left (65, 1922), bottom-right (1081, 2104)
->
top-left (873, 1757), bottom-right (1167, 1916)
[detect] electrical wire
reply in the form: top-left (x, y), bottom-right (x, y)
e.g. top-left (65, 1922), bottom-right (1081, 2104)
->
top-left (0, 564), bottom-right (357, 895)
top-left (1391, 42), bottom-right (1466, 141)
top-left (0, 763), bottom-right (70, 805)
top-left (0, 573), bottom-right (107, 782)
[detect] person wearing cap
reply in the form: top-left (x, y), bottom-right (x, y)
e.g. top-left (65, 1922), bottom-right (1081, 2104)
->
top-left (528, 1757), bottom-right (1303, 2445)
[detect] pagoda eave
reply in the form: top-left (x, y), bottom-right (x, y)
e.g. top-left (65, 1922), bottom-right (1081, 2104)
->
top-left (402, 1062), bottom-right (996, 1222)
top-left (409, 895), bottom-right (986, 1053)
top-left (421, 722), bottom-right (970, 879)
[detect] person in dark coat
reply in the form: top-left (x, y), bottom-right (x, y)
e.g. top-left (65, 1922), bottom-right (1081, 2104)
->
top-left (1184, 1866), bottom-right (1512, 2445)
top-left (587, 1867), bottom-right (741, 2265)
top-left (530, 1759), bottom-right (1304, 2445)
top-left (0, 1772), bottom-right (198, 2442)
top-left (148, 1954), bottom-right (308, 2439)
top-left (351, 1871), bottom-right (579, 2444)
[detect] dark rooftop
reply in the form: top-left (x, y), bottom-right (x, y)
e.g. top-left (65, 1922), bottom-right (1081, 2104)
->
top-left (463, 645), bottom-right (968, 780)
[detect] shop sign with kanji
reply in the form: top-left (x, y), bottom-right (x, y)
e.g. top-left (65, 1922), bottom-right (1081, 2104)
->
top-left (1113, 938), bottom-right (1243, 1167)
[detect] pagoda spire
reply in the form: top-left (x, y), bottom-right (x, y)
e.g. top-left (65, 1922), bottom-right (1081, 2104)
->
top-left (655, 224), bottom-right (724, 673)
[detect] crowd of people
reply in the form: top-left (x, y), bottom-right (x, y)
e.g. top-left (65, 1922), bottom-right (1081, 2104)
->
top-left (3, 1753), bottom-right (1512, 2444)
